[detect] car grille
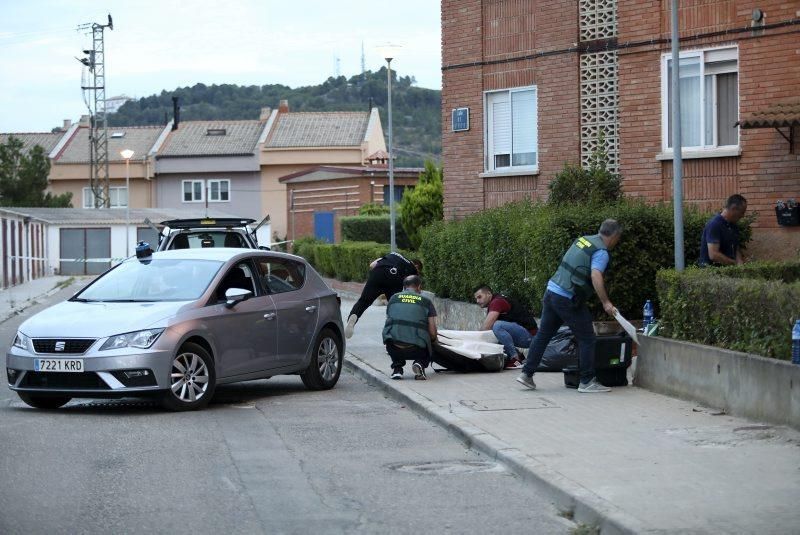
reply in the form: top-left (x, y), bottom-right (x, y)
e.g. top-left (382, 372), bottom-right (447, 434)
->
top-left (32, 339), bottom-right (96, 354)
top-left (21, 371), bottom-right (109, 390)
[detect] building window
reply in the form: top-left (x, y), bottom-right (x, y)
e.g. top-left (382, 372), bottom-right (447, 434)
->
top-left (182, 180), bottom-right (204, 203)
top-left (208, 179), bottom-right (230, 202)
top-left (82, 187), bottom-right (127, 208)
top-left (383, 185), bottom-right (411, 205)
top-left (485, 87), bottom-right (538, 171)
top-left (662, 47), bottom-right (739, 151)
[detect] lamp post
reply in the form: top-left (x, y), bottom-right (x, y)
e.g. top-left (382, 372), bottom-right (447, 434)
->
top-left (378, 44), bottom-right (401, 252)
top-left (120, 149), bottom-right (134, 256)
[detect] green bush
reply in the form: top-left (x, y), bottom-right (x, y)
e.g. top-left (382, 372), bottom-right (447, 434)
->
top-left (358, 202), bottom-right (389, 216)
top-left (399, 160), bottom-right (443, 249)
top-left (547, 133), bottom-right (622, 206)
top-left (656, 262), bottom-right (800, 359)
top-left (420, 199), bottom-right (744, 319)
top-left (340, 215), bottom-right (412, 249)
top-left (292, 238), bottom-right (414, 282)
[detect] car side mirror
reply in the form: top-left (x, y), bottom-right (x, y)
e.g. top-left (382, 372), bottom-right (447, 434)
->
top-left (224, 287), bottom-right (252, 308)
top-left (259, 245), bottom-right (270, 251)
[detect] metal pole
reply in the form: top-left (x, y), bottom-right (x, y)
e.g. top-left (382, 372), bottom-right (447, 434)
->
top-left (125, 157), bottom-right (130, 256)
top-left (387, 58), bottom-right (396, 252)
top-left (671, 0), bottom-right (685, 271)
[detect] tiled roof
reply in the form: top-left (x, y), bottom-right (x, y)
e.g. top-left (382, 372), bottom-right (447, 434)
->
top-left (158, 120), bottom-right (266, 157)
top-left (739, 97), bottom-right (800, 128)
top-left (56, 126), bottom-right (164, 163)
top-left (0, 132), bottom-right (63, 155)
top-left (0, 207), bottom-right (243, 225)
top-left (265, 112), bottom-right (369, 148)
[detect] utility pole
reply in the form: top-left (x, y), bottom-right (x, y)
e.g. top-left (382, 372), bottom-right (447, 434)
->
top-left (78, 14), bottom-right (113, 208)
top-left (670, 1), bottom-right (685, 270)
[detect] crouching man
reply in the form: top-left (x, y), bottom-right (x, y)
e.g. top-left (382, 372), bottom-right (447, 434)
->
top-left (382, 275), bottom-right (438, 380)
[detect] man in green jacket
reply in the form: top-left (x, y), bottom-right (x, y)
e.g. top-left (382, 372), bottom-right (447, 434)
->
top-left (383, 275), bottom-right (438, 380)
top-left (516, 219), bottom-right (622, 393)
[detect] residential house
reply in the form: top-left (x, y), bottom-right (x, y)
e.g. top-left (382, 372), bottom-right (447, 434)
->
top-left (260, 100), bottom-right (387, 240)
top-left (440, 1), bottom-right (799, 259)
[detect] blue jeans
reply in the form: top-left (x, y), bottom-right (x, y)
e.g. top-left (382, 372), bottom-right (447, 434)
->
top-left (522, 291), bottom-right (596, 384)
top-left (492, 320), bottom-right (532, 360)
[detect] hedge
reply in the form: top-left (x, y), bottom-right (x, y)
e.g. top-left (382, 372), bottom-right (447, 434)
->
top-left (292, 237), bottom-right (415, 282)
top-left (420, 199), bottom-right (747, 320)
top-left (340, 215), bottom-right (412, 250)
top-left (656, 261), bottom-right (800, 359)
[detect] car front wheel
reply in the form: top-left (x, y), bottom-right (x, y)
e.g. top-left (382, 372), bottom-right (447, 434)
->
top-left (161, 342), bottom-right (216, 411)
top-left (301, 328), bottom-right (342, 391)
top-left (18, 393), bottom-right (71, 409)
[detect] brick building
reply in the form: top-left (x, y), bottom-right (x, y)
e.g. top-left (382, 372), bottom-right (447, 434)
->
top-left (441, 0), bottom-right (800, 259)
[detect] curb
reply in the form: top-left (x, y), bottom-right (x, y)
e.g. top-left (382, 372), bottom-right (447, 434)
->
top-left (344, 352), bottom-right (649, 535)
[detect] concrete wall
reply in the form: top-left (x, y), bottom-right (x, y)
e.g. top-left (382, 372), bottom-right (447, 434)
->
top-left (427, 293), bottom-right (485, 331)
top-left (636, 336), bottom-right (800, 430)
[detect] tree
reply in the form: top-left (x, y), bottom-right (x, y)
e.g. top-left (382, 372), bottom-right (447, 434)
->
top-left (0, 136), bottom-right (72, 207)
top-left (399, 160), bottom-right (443, 249)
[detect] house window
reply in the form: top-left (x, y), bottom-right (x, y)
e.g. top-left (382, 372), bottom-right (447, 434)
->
top-left (208, 179), bottom-right (230, 202)
top-left (485, 87), bottom-right (538, 171)
top-left (182, 180), bottom-right (204, 203)
top-left (82, 187), bottom-right (127, 208)
top-left (662, 47), bottom-right (739, 151)
top-left (383, 185), bottom-right (411, 205)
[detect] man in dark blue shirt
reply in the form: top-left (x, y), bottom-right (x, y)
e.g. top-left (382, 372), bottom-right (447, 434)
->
top-left (699, 194), bottom-right (747, 266)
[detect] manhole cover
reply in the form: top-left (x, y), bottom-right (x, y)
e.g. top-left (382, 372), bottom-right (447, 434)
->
top-left (459, 398), bottom-right (558, 411)
top-left (387, 460), bottom-right (503, 475)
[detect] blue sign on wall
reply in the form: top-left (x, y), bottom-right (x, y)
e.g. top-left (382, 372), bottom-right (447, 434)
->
top-left (451, 107), bottom-right (470, 132)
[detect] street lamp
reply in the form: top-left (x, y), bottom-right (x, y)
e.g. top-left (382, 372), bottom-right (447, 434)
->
top-left (120, 149), bottom-right (134, 257)
top-left (378, 44), bottom-right (401, 252)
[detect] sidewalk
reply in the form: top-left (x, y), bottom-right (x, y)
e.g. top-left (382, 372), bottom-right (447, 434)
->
top-left (336, 286), bottom-right (800, 534)
top-left (0, 276), bottom-right (78, 324)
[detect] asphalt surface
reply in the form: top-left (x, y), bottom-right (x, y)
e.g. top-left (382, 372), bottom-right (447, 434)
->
top-left (0, 285), bottom-right (572, 535)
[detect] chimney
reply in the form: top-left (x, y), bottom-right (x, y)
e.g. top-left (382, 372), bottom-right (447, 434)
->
top-left (172, 96), bottom-right (180, 131)
top-left (278, 99), bottom-right (289, 113)
top-left (259, 107), bottom-right (272, 120)
top-left (63, 119), bottom-right (73, 130)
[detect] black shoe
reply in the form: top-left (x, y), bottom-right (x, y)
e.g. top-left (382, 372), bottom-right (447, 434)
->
top-left (412, 362), bottom-right (427, 380)
top-left (391, 367), bottom-right (403, 380)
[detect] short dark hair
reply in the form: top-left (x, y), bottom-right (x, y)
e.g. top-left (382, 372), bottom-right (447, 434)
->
top-left (599, 219), bottom-right (622, 237)
top-left (473, 284), bottom-right (492, 294)
top-left (725, 194), bottom-right (747, 210)
top-left (403, 274), bottom-right (422, 288)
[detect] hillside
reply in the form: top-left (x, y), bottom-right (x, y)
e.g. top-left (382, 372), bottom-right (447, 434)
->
top-left (109, 69), bottom-right (441, 167)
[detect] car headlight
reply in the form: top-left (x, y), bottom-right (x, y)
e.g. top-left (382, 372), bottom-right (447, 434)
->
top-left (100, 329), bottom-right (165, 351)
top-left (12, 331), bottom-right (30, 351)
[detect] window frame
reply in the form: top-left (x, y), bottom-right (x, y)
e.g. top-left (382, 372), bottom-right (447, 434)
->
top-left (182, 179), bottom-right (205, 203)
top-left (660, 46), bottom-right (739, 155)
top-left (207, 179), bottom-right (231, 203)
top-left (254, 258), bottom-right (306, 294)
top-left (483, 85), bottom-right (539, 174)
top-left (82, 187), bottom-right (128, 209)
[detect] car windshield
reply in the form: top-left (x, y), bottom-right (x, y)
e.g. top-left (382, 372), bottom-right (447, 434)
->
top-left (168, 231), bottom-right (248, 249)
top-left (74, 259), bottom-right (224, 302)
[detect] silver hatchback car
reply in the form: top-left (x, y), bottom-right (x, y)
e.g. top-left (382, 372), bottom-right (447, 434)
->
top-left (6, 248), bottom-right (344, 411)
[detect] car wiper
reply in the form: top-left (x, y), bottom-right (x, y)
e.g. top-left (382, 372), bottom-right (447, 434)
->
top-left (101, 299), bottom-right (155, 303)
top-left (70, 297), bottom-right (96, 302)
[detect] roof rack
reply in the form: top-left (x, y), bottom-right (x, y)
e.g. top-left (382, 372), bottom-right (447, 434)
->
top-left (159, 218), bottom-right (256, 229)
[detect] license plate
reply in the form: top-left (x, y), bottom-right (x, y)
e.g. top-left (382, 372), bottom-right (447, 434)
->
top-left (34, 359), bottom-right (84, 373)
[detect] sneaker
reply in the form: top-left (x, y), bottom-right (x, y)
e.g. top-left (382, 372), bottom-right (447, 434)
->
top-left (412, 362), bottom-right (427, 380)
top-left (504, 357), bottom-right (524, 369)
top-left (345, 314), bottom-right (357, 339)
top-left (391, 367), bottom-right (403, 380)
top-left (516, 373), bottom-right (536, 390)
top-left (578, 378), bottom-right (611, 393)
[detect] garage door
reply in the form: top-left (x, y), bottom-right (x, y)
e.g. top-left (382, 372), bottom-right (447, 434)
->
top-left (60, 228), bottom-right (111, 275)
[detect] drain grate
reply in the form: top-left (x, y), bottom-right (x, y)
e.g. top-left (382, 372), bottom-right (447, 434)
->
top-left (387, 460), bottom-right (504, 475)
top-left (459, 398), bottom-right (558, 411)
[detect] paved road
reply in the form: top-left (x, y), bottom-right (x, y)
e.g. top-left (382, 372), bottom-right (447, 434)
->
top-left (0, 286), bottom-right (572, 534)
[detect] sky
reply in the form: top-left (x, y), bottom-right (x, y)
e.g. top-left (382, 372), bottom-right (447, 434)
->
top-left (0, 0), bottom-right (442, 132)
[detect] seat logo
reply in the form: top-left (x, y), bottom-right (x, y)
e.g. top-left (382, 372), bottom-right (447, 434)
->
top-left (55, 341), bottom-right (66, 352)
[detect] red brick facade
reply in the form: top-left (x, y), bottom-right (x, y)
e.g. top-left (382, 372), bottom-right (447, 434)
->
top-left (442, 0), bottom-right (800, 259)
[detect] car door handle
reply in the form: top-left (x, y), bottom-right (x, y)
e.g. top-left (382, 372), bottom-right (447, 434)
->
top-left (263, 312), bottom-right (276, 320)
top-left (305, 305), bottom-right (317, 313)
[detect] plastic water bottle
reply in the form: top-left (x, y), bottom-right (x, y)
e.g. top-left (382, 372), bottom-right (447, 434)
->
top-left (643, 300), bottom-right (654, 330)
top-left (792, 320), bottom-right (800, 365)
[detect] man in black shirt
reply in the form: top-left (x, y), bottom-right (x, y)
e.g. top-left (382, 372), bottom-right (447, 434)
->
top-left (345, 252), bottom-right (421, 339)
top-left (699, 194), bottom-right (747, 266)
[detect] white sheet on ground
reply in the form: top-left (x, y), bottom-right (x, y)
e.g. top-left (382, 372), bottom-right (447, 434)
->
top-left (436, 330), bottom-right (505, 360)
top-left (613, 310), bottom-right (639, 344)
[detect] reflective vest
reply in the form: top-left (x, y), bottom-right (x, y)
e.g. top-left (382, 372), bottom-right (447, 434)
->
top-left (550, 234), bottom-right (608, 302)
top-left (382, 290), bottom-right (432, 354)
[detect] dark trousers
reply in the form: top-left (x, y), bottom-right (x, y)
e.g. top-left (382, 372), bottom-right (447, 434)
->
top-left (521, 290), bottom-right (596, 384)
top-left (385, 342), bottom-right (430, 370)
top-left (348, 267), bottom-right (404, 319)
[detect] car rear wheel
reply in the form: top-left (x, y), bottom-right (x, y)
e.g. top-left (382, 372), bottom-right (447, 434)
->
top-left (161, 342), bottom-right (216, 411)
top-left (18, 393), bottom-right (71, 409)
top-left (301, 328), bottom-right (342, 391)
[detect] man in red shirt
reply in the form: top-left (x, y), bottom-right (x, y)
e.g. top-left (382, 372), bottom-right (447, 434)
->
top-left (474, 285), bottom-right (537, 369)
